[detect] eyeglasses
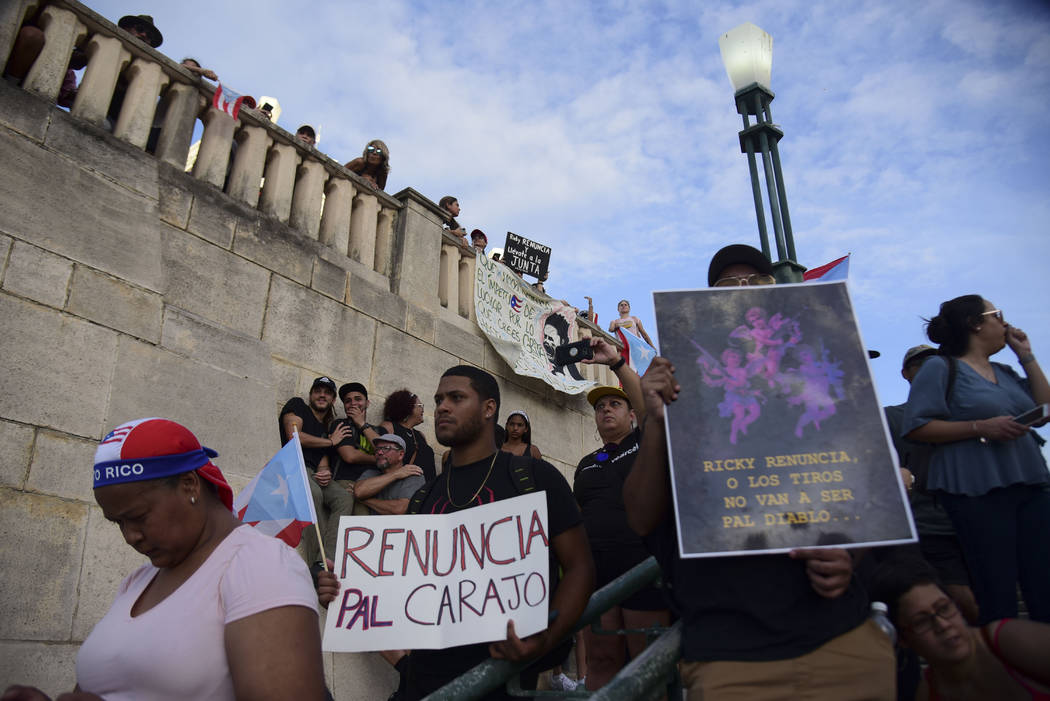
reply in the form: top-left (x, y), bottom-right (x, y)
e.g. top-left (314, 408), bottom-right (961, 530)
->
top-left (981, 309), bottom-right (1004, 322)
top-left (907, 599), bottom-right (960, 634)
top-left (415, 402), bottom-right (424, 409)
top-left (366, 145), bottom-right (384, 154)
top-left (713, 273), bottom-right (776, 287)
top-left (375, 445), bottom-right (402, 453)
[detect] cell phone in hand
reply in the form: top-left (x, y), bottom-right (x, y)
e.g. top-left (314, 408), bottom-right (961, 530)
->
top-left (1013, 403), bottom-right (1049, 426)
top-left (553, 340), bottom-right (593, 366)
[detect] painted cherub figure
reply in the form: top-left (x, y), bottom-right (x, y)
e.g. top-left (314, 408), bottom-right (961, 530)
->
top-left (729, 307), bottom-right (802, 389)
top-left (784, 344), bottom-right (845, 438)
top-left (696, 346), bottom-right (765, 445)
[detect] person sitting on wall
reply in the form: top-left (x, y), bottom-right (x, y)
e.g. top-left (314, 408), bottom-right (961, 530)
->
top-left (607, 299), bottom-right (654, 346)
top-left (438, 196), bottom-right (468, 241)
top-left (106, 15), bottom-right (165, 129)
top-left (378, 389), bottom-right (437, 484)
top-left (279, 376), bottom-right (353, 565)
top-left (296, 125), bottom-right (317, 147)
top-left (344, 139), bottom-right (390, 190)
top-left (353, 434), bottom-right (425, 516)
top-left (327, 382), bottom-right (384, 513)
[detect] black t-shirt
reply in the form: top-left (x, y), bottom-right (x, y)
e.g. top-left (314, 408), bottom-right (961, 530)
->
top-left (390, 424), bottom-right (437, 484)
top-left (406, 452), bottom-right (581, 700)
top-left (331, 417), bottom-right (373, 481)
top-left (279, 397), bottom-right (329, 469)
top-left (647, 517), bottom-right (868, 662)
top-left (574, 428), bottom-right (645, 552)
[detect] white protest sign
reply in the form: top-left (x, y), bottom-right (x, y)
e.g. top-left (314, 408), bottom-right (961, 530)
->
top-left (322, 492), bottom-right (550, 652)
top-left (474, 254), bottom-right (594, 395)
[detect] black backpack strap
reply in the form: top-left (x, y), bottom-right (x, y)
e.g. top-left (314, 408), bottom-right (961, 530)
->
top-left (944, 355), bottom-right (957, 406)
top-left (507, 454), bottom-right (538, 495)
top-left (405, 481), bottom-right (434, 515)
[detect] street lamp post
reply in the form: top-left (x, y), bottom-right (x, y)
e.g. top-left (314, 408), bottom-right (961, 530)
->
top-left (719, 23), bottom-right (805, 283)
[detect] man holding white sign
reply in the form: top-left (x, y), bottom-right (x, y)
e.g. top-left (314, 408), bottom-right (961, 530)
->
top-left (319, 365), bottom-right (594, 700)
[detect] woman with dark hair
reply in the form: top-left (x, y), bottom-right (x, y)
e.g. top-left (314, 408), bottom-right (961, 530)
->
top-left (501, 410), bottom-right (542, 459)
top-left (870, 558), bottom-right (1050, 700)
top-left (344, 139), bottom-right (390, 190)
top-left (903, 294), bottom-right (1050, 624)
top-left (2, 418), bottom-right (325, 701)
top-left (379, 388), bottom-right (436, 483)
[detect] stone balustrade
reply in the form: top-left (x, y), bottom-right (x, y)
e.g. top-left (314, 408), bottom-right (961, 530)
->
top-left (1, 0), bottom-right (400, 277)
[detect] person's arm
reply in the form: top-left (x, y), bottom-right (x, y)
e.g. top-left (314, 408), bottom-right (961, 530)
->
top-left (633, 317), bottom-right (654, 347)
top-left (985, 618), bottom-right (1050, 684)
top-left (623, 358), bottom-right (678, 536)
top-left (336, 443), bottom-right (376, 465)
top-left (360, 497), bottom-right (410, 515)
top-left (281, 413), bottom-right (347, 450)
top-left (582, 337), bottom-right (644, 422)
top-left (607, 318), bottom-right (620, 332)
top-left (1008, 326), bottom-right (1050, 408)
top-left (225, 606), bottom-right (325, 701)
top-left (489, 523), bottom-right (594, 662)
top-left (907, 417), bottom-right (1028, 444)
top-left (354, 465), bottom-right (423, 499)
top-left (346, 406), bottom-right (384, 448)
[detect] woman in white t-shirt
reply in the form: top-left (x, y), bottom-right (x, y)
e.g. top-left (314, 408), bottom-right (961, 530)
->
top-left (2, 418), bottom-right (325, 701)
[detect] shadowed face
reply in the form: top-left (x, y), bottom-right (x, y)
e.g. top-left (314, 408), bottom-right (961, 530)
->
top-left (95, 477), bottom-right (200, 569)
top-left (434, 375), bottom-right (491, 447)
top-left (897, 583), bottom-right (972, 664)
top-left (341, 391), bottom-right (368, 415)
top-left (506, 414), bottom-right (528, 441)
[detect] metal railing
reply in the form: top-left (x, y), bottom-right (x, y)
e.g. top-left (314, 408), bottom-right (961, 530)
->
top-left (423, 556), bottom-right (680, 700)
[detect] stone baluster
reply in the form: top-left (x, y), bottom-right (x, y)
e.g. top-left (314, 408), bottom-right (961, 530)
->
top-left (70, 34), bottom-right (130, 126)
top-left (192, 106), bottom-right (237, 188)
top-left (0, 1), bottom-right (36, 72)
top-left (23, 6), bottom-right (86, 100)
top-left (373, 206), bottom-right (396, 276)
top-left (113, 57), bottom-right (169, 148)
top-left (319, 177), bottom-right (355, 256)
top-left (289, 158), bottom-right (326, 239)
top-left (348, 191), bottom-right (379, 267)
top-left (439, 243), bottom-right (460, 309)
top-left (153, 83), bottom-right (203, 168)
top-left (259, 142), bottom-right (300, 223)
top-left (458, 251), bottom-right (476, 320)
top-left (227, 124), bottom-right (271, 206)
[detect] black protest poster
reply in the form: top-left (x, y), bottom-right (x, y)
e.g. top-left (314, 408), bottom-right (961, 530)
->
top-left (653, 281), bottom-right (915, 557)
top-left (503, 232), bottom-right (552, 279)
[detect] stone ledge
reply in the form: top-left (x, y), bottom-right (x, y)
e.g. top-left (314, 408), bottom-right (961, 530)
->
top-left (311, 257), bottom-right (348, 302)
top-left (233, 217), bottom-right (317, 287)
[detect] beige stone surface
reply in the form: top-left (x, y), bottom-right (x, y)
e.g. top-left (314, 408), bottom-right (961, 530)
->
top-left (348, 273), bottom-right (406, 329)
top-left (160, 224), bottom-right (271, 337)
top-left (26, 430), bottom-right (96, 503)
top-left (0, 292), bottom-right (118, 438)
top-left (161, 306), bottom-right (273, 384)
top-left (70, 34), bottom-right (131, 127)
top-left (0, 489), bottom-right (89, 640)
top-left (434, 316), bottom-right (486, 367)
top-left (311, 257), bottom-right (348, 302)
top-left (392, 196), bottom-right (443, 311)
top-left (263, 276), bottom-right (377, 384)
top-left (0, 233), bottom-right (9, 273)
top-left (260, 142), bottom-right (299, 223)
top-left (290, 159), bottom-right (326, 239)
top-left (0, 72), bottom-right (51, 143)
top-left (227, 124), bottom-right (270, 206)
top-left (348, 191), bottom-right (379, 268)
top-left (270, 358), bottom-right (302, 408)
top-left (67, 265), bottom-right (163, 342)
top-left (0, 126), bottom-right (163, 292)
top-left (329, 650), bottom-right (399, 701)
top-left (157, 164), bottom-right (193, 229)
top-left (405, 302), bottom-right (436, 344)
top-left (107, 337), bottom-right (278, 480)
top-left (71, 505), bottom-right (147, 641)
top-left (193, 106), bottom-right (237, 188)
top-left (113, 58), bottom-right (169, 148)
top-left (0, 420), bottom-right (34, 490)
top-left (2, 241), bottom-right (72, 309)
top-left (233, 217), bottom-right (316, 287)
top-left (187, 179), bottom-right (255, 249)
top-left (154, 83), bottom-right (202, 170)
top-left (0, 641), bottom-right (79, 697)
top-left (23, 6), bottom-right (85, 101)
top-left (319, 177), bottom-right (354, 255)
top-left (371, 324), bottom-right (459, 406)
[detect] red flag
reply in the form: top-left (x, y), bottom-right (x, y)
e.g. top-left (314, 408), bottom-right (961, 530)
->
top-left (212, 83), bottom-right (247, 121)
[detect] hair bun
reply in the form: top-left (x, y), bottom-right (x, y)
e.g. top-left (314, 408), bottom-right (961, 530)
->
top-left (926, 315), bottom-right (948, 344)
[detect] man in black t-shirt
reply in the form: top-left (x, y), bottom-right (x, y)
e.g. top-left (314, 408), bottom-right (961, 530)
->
top-left (279, 376), bottom-right (354, 564)
top-left (318, 365), bottom-right (594, 700)
top-left (623, 245), bottom-right (895, 700)
top-left (329, 382), bottom-right (383, 487)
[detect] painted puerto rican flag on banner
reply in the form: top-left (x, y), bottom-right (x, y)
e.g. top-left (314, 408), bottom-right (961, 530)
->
top-left (803, 254), bottom-right (850, 282)
top-left (233, 432), bottom-right (318, 547)
top-left (212, 83), bottom-right (248, 120)
top-left (615, 327), bottom-right (658, 377)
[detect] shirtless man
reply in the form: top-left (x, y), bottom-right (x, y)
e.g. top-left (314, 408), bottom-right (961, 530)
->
top-left (608, 300), bottom-right (654, 346)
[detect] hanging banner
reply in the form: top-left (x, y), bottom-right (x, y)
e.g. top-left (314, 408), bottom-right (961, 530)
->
top-left (653, 280), bottom-right (916, 558)
top-left (474, 254), bottom-right (595, 394)
top-left (322, 492), bottom-right (550, 652)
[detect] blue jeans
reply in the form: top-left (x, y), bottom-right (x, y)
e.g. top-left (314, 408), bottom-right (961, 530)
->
top-left (939, 484), bottom-right (1050, 623)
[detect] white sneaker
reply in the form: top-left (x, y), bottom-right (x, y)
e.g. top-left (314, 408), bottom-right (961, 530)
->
top-left (550, 673), bottom-right (575, 691)
top-left (575, 676), bottom-right (586, 691)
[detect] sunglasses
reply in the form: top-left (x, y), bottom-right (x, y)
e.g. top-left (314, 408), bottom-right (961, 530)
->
top-left (366, 145), bottom-right (384, 154)
top-left (980, 309), bottom-right (1003, 322)
top-left (713, 273), bottom-right (776, 287)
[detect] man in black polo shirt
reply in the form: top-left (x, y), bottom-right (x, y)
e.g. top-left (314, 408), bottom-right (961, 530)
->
top-left (623, 245), bottom-right (894, 700)
top-left (280, 376), bottom-right (354, 564)
top-left (318, 366), bottom-right (594, 700)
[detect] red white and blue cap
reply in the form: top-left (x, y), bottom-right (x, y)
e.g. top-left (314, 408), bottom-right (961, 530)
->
top-left (93, 418), bottom-right (233, 510)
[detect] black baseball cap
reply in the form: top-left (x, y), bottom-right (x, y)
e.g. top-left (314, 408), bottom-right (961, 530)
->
top-left (707, 244), bottom-right (774, 287)
top-left (311, 376), bottom-right (337, 394)
top-left (338, 382), bottom-right (368, 400)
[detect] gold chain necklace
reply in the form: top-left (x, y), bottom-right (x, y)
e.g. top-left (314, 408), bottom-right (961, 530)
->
top-left (446, 452), bottom-right (498, 508)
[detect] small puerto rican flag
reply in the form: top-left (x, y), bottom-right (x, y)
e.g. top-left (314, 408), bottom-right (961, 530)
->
top-left (615, 328), bottom-right (658, 376)
top-left (803, 254), bottom-right (850, 282)
top-left (233, 432), bottom-right (318, 547)
top-left (212, 83), bottom-right (248, 120)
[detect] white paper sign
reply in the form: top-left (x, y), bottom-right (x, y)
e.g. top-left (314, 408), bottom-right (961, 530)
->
top-left (322, 492), bottom-right (550, 652)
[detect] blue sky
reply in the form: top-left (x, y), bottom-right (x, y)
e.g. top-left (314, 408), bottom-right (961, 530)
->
top-left (89, 0), bottom-right (1050, 413)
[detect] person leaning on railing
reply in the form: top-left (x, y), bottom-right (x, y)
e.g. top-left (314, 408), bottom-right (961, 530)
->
top-left (345, 139), bottom-right (390, 190)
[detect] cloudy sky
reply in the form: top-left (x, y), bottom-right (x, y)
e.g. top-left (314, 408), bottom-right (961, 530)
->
top-left (90, 0), bottom-right (1050, 412)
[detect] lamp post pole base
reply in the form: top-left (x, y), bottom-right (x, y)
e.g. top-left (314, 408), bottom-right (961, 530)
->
top-left (772, 259), bottom-right (806, 284)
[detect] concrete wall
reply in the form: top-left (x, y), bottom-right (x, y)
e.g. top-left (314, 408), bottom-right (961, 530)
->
top-left (0, 78), bottom-right (597, 698)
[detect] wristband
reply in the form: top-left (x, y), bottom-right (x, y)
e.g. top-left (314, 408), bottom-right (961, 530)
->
top-left (609, 357), bottom-right (626, 372)
top-left (1018, 354), bottom-right (1036, 365)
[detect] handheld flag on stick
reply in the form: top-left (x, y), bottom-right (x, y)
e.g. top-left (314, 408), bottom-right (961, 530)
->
top-left (212, 83), bottom-right (249, 120)
top-left (233, 432), bottom-right (319, 551)
top-left (615, 328), bottom-right (658, 376)
top-left (803, 254), bottom-right (850, 281)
